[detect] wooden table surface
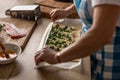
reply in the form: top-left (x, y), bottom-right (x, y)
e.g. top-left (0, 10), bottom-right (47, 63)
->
top-left (0, 0), bottom-right (91, 80)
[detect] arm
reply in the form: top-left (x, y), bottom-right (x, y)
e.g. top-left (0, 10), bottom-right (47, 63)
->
top-left (64, 4), bottom-right (77, 16)
top-left (58, 5), bottom-right (120, 62)
top-left (34, 4), bottom-right (120, 65)
top-left (50, 4), bottom-right (77, 21)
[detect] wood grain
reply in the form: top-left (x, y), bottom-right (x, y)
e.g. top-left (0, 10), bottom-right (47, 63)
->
top-left (0, 18), bottom-right (36, 50)
top-left (0, 0), bottom-right (91, 80)
top-left (35, 0), bottom-right (79, 18)
top-left (38, 0), bottom-right (72, 9)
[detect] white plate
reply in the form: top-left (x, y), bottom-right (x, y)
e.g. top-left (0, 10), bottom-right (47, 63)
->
top-left (0, 43), bottom-right (21, 64)
top-left (36, 19), bottom-right (82, 69)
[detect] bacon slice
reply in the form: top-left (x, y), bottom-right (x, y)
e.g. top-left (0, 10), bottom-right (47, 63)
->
top-left (3, 23), bottom-right (26, 39)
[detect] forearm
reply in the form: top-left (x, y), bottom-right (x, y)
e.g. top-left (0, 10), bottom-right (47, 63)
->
top-left (65, 4), bottom-right (77, 16)
top-left (57, 5), bottom-right (120, 62)
top-left (58, 28), bottom-right (108, 62)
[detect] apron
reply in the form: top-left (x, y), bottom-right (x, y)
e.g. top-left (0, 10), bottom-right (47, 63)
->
top-left (73, 0), bottom-right (120, 80)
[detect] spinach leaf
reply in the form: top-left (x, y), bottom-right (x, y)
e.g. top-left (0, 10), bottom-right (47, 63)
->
top-left (0, 24), bottom-right (5, 31)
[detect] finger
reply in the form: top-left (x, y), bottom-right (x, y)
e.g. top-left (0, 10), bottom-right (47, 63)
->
top-left (35, 52), bottom-right (44, 65)
top-left (34, 49), bottom-right (45, 61)
top-left (49, 9), bottom-right (58, 16)
top-left (44, 46), bottom-right (50, 49)
top-left (49, 9), bottom-right (55, 16)
top-left (51, 15), bottom-right (59, 22)
top-left (43, 46), bottom-right (48, 49)
top-left (35, 51), bottom-right (40, 58)
top-left (43, 46), bottom-right (53, 52)
top-left (34, 49), bottom-right (44, 58)
top-left (50, 10), bottom-right (60, 22)
top-left (51, 18), bottom-right (55, 22)
top-left (50, 10), bottom-right (59, 18)
top-left (51, 12), bottom-right (59, 18)
top-left (50, 11), bottom-right (55, 18)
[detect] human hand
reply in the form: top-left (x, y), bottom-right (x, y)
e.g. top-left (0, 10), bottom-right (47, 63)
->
top-left (34, 46), bottom-right (59, 65)
top-left (49, 9), bottom-right (68, 21)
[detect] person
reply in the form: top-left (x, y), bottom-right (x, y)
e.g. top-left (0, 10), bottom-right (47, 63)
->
top-left (35, 0), bottom-right (120, 80)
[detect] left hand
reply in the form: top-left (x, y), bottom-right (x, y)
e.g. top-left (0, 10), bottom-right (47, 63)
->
top-left (34, 46), bottom-right (59, 65)
top-left (49, 9), bottom-right (68, 21)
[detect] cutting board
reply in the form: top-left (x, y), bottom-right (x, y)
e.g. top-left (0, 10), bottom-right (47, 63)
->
top-left (0, 18), bottom-right (36, 50)
top-left (39, 0), bottom-right (72, 9)
top-left (35, 0), bottom-right (79, 18)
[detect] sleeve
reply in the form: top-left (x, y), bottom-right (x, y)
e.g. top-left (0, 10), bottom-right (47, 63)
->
top-left (91, 0), bottom-right (120, 7)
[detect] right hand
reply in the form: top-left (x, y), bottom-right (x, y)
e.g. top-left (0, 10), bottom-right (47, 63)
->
top-left (34, 46), bottom-right (59, 65)
top-left (49, 9), bottom-right (68, 21)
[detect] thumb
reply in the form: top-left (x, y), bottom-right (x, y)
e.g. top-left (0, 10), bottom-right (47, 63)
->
top-left (35, 52), bottom-right (44, 65)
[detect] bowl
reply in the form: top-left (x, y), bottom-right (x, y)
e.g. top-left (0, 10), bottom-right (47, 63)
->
top-left (0, 43), bottom-right (21, 64)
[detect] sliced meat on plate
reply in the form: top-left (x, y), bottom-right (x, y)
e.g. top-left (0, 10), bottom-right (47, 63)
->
top-left (3, 23), bottom-right (26, 39)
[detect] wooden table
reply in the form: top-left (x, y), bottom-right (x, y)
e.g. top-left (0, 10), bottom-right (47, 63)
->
top-left (0, 0), bottom-right (91, 80)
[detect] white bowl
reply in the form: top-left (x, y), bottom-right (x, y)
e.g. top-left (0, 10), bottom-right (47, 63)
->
top-left (0, 43), bottom-right (21, 64)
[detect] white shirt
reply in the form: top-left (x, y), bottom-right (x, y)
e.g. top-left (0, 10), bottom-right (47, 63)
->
top-left (88, 0), bottom-right (120, 26)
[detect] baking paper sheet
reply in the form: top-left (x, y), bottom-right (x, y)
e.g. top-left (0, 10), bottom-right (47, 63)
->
top-left (35, 19), bottom-right (82, 69)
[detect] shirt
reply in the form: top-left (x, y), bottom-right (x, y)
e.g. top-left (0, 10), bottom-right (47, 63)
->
top-left (73, 0), bottom-right (120, 80)
top-left (91, 0), bottom-right (120, 26)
